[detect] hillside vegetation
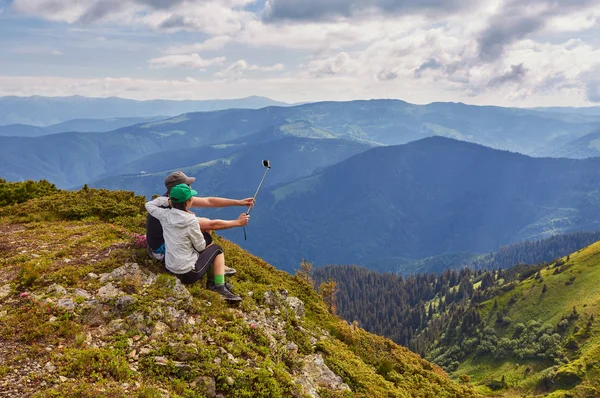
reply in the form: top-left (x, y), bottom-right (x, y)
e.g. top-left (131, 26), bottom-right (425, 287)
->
top-left (315, 242), bottom-right (600, 397)
top-left (0, 181), bottom-right (475, 397)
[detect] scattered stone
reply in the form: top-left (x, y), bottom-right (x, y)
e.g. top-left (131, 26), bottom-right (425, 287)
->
top-left (0, 284), bottom-right (11, 299)
top-left (175, 344), bottom-right (199, 361)
top-left (82, 301), bottom-right (106, 326)
top-left (226, 353), bottom-right (238, 364)
top-left (49, 316), bottom-right (57, 322)
top-left (286, 342), bottom-right (298, 352)
top-left (165, 306), bottom-right (186, 327)
top-left (297, 354), bottom-right (350, 397)
top-left (107, 319), bottom-right (127, 334)
top-left (58, 376), bottom-right (68, 383)
top-left (56, 298), bottom-right (75, 311)
top-left (152, 321), bottom-right (170, 338)
top-left (193, 376), bottom-right (216, 397)
top-left (286, 297), bottom-right (305, 318)
top-left (139, 347), bottom-right (151, 356)
top-left (44, 362), bottom-right (56, 373)
top-left (99, 263), bottom-right (146, 284)
top-left (226, 376), bottom-right (234, 386)
top-left (74, 289), bottom-right (91, 299)
top-left (153, 356), bottom-right (190, 371)
top-left (97, 283), bottom-right (123, 301)
top-left (114, 295), bottom-right (136, 313)
top-left (128, 350), bottom-right (137, 359)
top-left (163, 278), bottom-right (193, 304)
top-left (247, 291), bottom-right (253, 297)
top-left (46, 284), bottom-right (67, 297)
top-left (86, 273), bottom-right (99, 279)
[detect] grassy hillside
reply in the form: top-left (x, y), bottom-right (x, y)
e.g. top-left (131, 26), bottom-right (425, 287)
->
top-left (0, 182), bottom-right (476, 397)
top-left (438, 242), bottom-right (600, 397)
top-left (313, 240), bottom-right (600, 397)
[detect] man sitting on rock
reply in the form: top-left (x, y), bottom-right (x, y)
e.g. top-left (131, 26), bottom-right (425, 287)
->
top-left (146, 182), bottom-right (249, 302)
top-left (146, 171), bottom-right (254, 276)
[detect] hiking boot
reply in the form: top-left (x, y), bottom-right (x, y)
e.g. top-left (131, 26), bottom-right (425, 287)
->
top-left (206, 279), bottom-right (234, 291)
top-left (224, 266), bottom-right (236, 276)
top-left (209, 284), bottom-right (242, 302)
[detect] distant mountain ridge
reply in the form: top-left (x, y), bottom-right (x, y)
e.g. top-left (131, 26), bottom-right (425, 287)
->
top-left (223, 137), bottom-right (600, 272)
top-left (0, 95), bottom-right (290, 126)
top-left (0, 116), bottom-right (166, 137)
top-left (547, 128), bottom-right (600, 158)
top-left (3, 98), bottom-right (600, 189)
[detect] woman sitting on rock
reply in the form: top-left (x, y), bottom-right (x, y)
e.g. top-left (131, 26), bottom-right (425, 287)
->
top-left (145, 183), bottom-right (247, 302)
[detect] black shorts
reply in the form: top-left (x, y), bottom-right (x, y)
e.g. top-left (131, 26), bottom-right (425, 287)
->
top-left (175, 243), bottom-right (223, 285)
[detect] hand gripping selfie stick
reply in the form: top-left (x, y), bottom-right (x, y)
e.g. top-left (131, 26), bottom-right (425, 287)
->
top-left (244, 160), bottom-right (271, 240)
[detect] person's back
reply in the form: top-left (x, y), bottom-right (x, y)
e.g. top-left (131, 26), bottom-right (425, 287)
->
top-left (146, 196), bottom-right (205, 274)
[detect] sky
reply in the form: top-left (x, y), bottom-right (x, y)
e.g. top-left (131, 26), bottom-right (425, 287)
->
top-left (1, 0), bottom-right (600, 107)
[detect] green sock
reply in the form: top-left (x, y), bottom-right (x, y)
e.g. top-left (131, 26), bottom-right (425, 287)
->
top-left (214, 274), bottom-right (225, 286)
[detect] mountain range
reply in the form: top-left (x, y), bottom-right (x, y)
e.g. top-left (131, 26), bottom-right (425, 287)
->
top-left (3, 99), bottom-right (600, 190)
top-left (0, 116), bottom-right (166, 137)
top-left (224, 137), bottom-right (600, 272)
top-left (0, 95), bottom-right (289, 126)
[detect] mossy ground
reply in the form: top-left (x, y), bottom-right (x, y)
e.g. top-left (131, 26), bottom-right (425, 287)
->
top-left (0, 186), bottom-right (477, 397)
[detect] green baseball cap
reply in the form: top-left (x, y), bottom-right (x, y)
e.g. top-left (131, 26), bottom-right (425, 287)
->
top-left (169, 183), bottom-right (197, 204)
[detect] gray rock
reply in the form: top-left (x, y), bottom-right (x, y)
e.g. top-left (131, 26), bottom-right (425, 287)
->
top-left (86, 273), bottom-right (99, 279)
top-left (46, 284), bottom-right (67, 297)
top-left (114, 295), bottom-right (136, 313)
top-left (153, 356), bottom-right (190, 371)
top-left (152, 321), bottom-right (170, 338)
top-left (44, 362), bottom-right (56, 373)
top-left (107, 319), bottom-right (127, 334)
top-left (226, 376), bottom-right (234, 386)
top-left (175, 344), bottom-right (199, 361)
top-left (74, 289), bottom-right (91, 299)
top-left (286, 342), bottom-right (299, 352)
top-left (99, 263), bottom-right (146, 284)
top-left (56, 298), bottom-right (75, 311)
top-left (82, 300), bottom-right (106, 326)
top-left (165, 306), bottom-right (186, 327)
top-left (167, 278), bottom-right (193, 304)
top-left (194, 376), bottom-right (216, 397)
top-left (97, 283), bottom-right (123, 301)
top-left (0, 284), bottom-right (11, 299)
top-left (286, 297), bottom-right (305, 318)
top-left (297, 354), bottom-right (350, 396)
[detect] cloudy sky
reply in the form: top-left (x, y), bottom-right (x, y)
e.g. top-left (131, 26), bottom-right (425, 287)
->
top-left (1, 0), bottom-right (600, 106)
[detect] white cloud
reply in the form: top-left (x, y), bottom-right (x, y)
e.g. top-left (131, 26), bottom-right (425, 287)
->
top-left (148, 53), bottom-right (226, 70)
top-left (6, 0), bottom-right (600, 106)
top-left (214, 60), bottom-right (285, 79)
top-left (165, 35), bottom-right (232, 54)
top-left (307, 52), bottom-right (360, 77)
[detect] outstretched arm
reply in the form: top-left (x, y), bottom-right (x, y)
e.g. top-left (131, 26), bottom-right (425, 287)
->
top-left (198, 214), bottom-right (250, 231)
top-left (192, 197), bottom-right (255, 209)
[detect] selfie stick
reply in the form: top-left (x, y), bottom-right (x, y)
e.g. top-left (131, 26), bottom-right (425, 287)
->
top-left (244, 160), bottom-right (271, 240)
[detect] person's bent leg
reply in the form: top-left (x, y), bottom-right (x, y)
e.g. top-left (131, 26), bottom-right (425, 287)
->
top-left (194, 245), bottom-right (240, 302)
